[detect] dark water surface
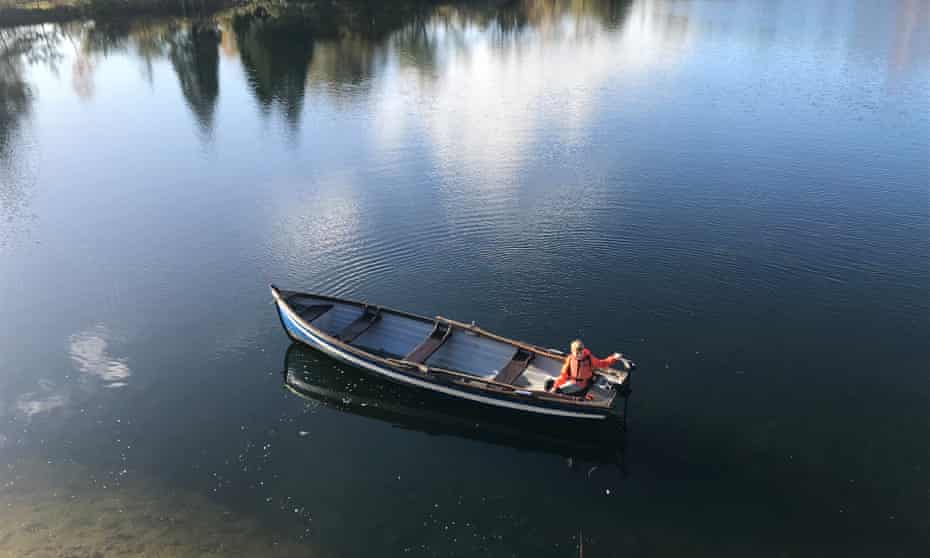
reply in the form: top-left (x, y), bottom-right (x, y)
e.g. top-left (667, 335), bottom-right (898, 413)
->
top-left (1, 1), bottom-right (928, 556)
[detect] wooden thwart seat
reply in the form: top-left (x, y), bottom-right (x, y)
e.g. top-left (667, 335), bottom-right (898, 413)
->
top-left (338, 306), bottom-right (380, 343)
top-left (405, 320), bottom-right (452, 363)
top-left (493, 348), bottom-right (534, 385)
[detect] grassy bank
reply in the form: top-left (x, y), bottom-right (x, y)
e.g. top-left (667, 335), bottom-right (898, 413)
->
top-left (0, 0), bottom-right (244, 28)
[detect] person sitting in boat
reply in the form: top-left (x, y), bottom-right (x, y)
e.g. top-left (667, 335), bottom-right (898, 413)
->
top-left (546, 339), bottom-right (622, 396)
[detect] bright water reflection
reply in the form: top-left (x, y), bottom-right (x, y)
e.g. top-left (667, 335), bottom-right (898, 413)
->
top-left (0, 0), bottom-right (928, 556)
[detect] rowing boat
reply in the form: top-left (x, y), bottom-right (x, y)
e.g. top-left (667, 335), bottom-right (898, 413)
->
top-left (270, 285), bottom-right (634, 421)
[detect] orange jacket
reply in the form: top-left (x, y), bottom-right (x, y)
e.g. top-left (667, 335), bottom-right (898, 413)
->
top-left (552, 348), bottom-right (618, 389)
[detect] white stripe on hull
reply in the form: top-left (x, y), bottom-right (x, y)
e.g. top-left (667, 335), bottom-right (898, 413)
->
top-left (277, 302), bottom-right (607, 420)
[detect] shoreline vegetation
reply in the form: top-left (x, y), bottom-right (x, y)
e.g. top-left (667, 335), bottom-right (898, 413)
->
top-left (0, 0), bottom-right (243, 28)
top-left (1, 0), bottom-right (479, 29)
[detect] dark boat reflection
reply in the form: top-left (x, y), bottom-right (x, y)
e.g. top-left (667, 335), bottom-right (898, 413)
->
top-left (283, 344), bottom-right (627, 469)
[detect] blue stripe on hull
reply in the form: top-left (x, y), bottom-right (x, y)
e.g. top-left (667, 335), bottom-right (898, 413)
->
top-left (280, 305), bottom-right (323, 348)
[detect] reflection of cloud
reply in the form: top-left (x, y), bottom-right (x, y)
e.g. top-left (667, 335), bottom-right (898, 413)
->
top-left (69, 325), bottom-right (131, 387)
top-left (13, 378), bottom-right (66, 418)
top-left (15, 394), bottom-right (66, 417)
top-left (8, 325), bottom-right (130, 419)
top-left (373, 0), bottom-right (692, 185)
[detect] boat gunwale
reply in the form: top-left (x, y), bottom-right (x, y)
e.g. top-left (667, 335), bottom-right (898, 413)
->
top-left (271, 286), bottom-right (621, 411)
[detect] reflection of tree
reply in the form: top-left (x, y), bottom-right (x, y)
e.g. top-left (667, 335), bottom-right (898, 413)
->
top-left (218, 0), bottom-right (634, 115)
top-left (76, 20), bottom-right (156, 94)
top-left (232, 14), bottom-right (314, 130)
top-left (333, 0), bottom-right (430, 40)
top-left (0, 47), bottom-right (33, 239)
top-left (422, 0), bottom-right (631, 42)
top-left (0, 27), bottom-right (62, 247)
top-left (71, 52), bottom-right (96, 99)
top-left (390, 0), bottom-right (632, 76)
top-left (221, 1), bottom-right (447, 113)
top-left (519, 0), bottom-right (630, 29)
top-left (131, 21), bottom-right (172, 83)
top-left (0, 37), bottom-right (32, 168)
top-left (79, 20), bottom-right (135, 56)
top-left (169, 23), bottom-right (221, 138)
top-left (72, 20), bottom-right (222, 138)
top-left (389, 16), bottom-right (438, 73)
top-left (306, 35), bottom-right (386, 88)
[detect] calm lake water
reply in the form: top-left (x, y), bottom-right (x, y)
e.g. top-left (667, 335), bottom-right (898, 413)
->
top-left (1, 0), bottom-right (928, 556)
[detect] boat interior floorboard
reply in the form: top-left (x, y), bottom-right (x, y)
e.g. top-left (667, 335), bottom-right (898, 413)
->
top-left (351, 312), bottom-right (435, 358)
top-left (338, 307), bottom-right (381, 342)
top-left (405, 321), bottom-right (452, 363)
top-left (425, 328), bottom-right (517, 379)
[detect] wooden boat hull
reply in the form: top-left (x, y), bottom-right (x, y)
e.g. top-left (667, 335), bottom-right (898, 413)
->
top-left (271, 286), bottom-right (631, 421)
top-left (283, 344), bottom-right (627, 463)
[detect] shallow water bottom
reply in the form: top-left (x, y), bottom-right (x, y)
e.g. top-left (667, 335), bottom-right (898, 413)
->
top-left (0, 459), bottom-right (312, 558)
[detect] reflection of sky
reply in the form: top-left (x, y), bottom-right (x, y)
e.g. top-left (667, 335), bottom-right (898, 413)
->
top-left (0, 30), bottom-right (40, 251)
top-left (372, 0), bottom-right (694, 186)
top-left (0, 2), bottom-right (926, 356)
top-left (269, 0), bottom-right (928, 303)
top-left (9, 324), bottom-right (130, 419)
top-left (362, 0), bottom-right (929, 188)
top-left (69, 325), bottom-right (132, 388)
top-left (15, 393), bottom-right (66, 417)
top-left (0, 5), bottom-right (925, 554)
top-left (269, 171), bottom-right (364, 294)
